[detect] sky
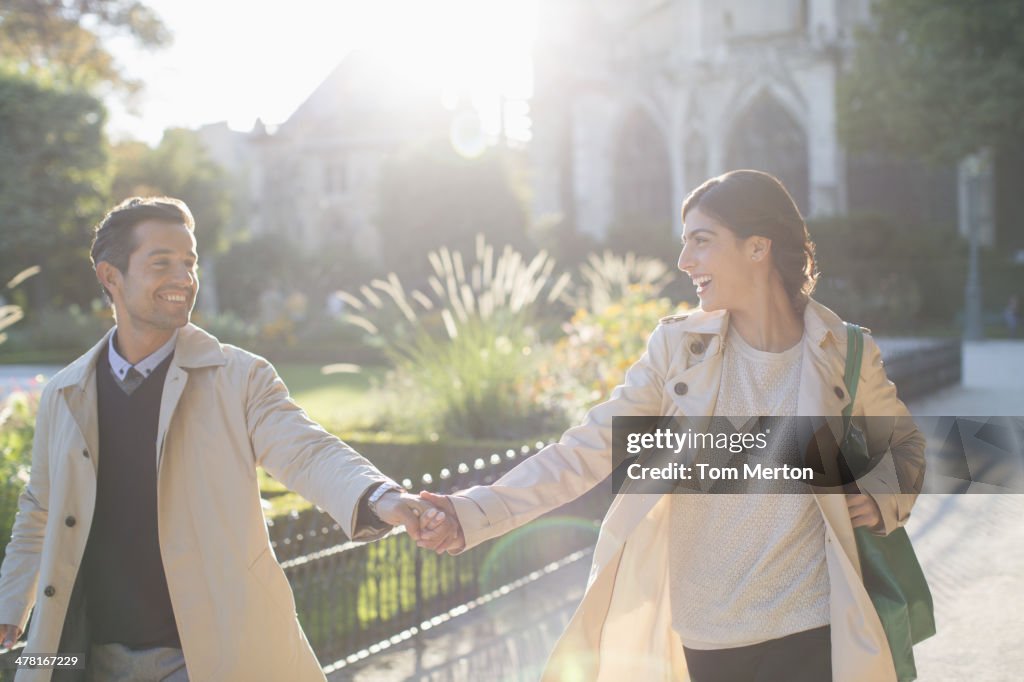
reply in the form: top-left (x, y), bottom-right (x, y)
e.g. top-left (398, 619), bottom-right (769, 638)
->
top-left (107, 0), bottom-right (538, 145)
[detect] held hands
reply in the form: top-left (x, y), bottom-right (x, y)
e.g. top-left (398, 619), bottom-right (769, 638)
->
top-left (416, 491), bottom-right (465, 554)
top-left (846, 493), bottom-right (883, 531)
top-left (373, 490), bottom-right (462, 551)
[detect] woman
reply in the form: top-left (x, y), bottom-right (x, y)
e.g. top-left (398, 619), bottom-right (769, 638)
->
top-left (419, 170), bottom-right (926, 681)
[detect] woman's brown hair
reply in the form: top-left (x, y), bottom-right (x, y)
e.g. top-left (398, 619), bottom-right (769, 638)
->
top-left (682, 170), bottom-right (818, 313)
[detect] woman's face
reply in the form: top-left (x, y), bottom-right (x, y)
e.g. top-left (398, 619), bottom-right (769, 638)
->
top-left (677, 207), bottom-right (760, 312)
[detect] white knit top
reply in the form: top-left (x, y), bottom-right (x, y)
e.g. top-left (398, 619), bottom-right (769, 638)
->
top-left (669, 325), bottom-right (830, 649)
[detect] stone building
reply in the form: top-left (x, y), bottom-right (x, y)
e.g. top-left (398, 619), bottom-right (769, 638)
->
top-left (201, 51), bottom-right (454, 264)
top-left (529, 0), bottom-right (955, 241)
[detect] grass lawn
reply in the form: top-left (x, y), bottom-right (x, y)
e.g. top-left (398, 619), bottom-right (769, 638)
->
top-left (275, 363), bottom-right (387, 433)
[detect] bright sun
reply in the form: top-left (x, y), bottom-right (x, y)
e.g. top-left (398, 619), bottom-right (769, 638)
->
top-left (341, 0), bottom-right (535, 93)
top-left (330, 0), bottom-right (537, 144)
top-left (109, 0), bottom-right (538, 146)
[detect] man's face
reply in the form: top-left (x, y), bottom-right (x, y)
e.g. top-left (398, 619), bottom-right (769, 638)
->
top-left (103, 220), bottom-right (199, 334)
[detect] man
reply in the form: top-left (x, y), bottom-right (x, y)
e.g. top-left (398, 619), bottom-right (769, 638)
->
top-left (0, 197), bottom-right (453, 681)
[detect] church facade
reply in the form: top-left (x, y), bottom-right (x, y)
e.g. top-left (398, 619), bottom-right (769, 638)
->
top-left (529, 0), bottom-right (887, 240)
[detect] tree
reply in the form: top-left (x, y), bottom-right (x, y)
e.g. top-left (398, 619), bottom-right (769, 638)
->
top-left (0, 71), bottom-right (110, 309)
top-left (112, 128), bottom-right (233, 255)
top-left (839, 0), bottom-right (1024, 163)
top-left (0, 0), bottom-right (170, 94)
top-left (375, 139), bottom-right (532, 280)
top-left (111, 128), bottom-right (235, 312)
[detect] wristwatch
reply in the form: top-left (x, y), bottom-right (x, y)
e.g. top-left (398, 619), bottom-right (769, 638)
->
top-left (366, 483), bottom-right (403, 517)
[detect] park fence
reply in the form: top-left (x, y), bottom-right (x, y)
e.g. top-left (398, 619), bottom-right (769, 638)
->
top-left (271, 441), bottom-right (610, 666)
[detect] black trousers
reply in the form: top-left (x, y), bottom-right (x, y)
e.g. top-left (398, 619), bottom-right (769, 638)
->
top-left (683, 626), bottom-right (832, 682)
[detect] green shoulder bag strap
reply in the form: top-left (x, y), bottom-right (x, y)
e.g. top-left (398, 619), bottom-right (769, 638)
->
top-left (843, 322), bottom-right (936, 682)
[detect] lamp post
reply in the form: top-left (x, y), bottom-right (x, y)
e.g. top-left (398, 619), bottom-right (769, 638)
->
top-left (964, 189), bottom-right (983, 341)
top-left (959, 151), bottom-right (991, 341)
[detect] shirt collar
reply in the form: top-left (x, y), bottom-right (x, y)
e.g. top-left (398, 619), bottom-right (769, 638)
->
top-left (108, 328), bottom-right (178, 381)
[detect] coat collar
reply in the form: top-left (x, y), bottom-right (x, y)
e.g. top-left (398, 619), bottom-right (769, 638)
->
top-left (666, 298), bottom-right (848, 355)
top-left (53, 323), bottom-right (227, 392)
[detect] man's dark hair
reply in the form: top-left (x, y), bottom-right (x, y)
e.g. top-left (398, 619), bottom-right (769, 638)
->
top-left (90, 197), bottom-right (195, 302)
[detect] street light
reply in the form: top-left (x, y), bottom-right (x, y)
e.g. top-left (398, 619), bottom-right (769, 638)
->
top-left (959, 150), bottom-right (992, 341)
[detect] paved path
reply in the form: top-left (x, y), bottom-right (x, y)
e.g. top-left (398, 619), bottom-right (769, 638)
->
top-left (0, 365), bottom-right (60, 401)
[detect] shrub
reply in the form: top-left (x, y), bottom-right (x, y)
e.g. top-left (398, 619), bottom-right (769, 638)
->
top-left (532, 284), bottom-right (680, 425)
top-left (1, 303), bottom-right (113, 359)
top-left (526, 252), bottom-right (681, 424)
top-left (0, 391), bottom-right (38, 563)
top-left (340, 237), bottom-right (570, 439)
top-left (809, 213), bottom-right (966, 330)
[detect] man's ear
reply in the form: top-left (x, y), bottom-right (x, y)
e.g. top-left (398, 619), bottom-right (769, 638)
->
top-left (95, 261), bottom-right (122, 299)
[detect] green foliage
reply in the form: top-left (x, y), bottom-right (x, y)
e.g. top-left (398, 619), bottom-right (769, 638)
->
top-left (810, 214), bottom-right (966, 330)
top-left (214, 233), bottom-right (308, 318)
top-left (341, 238), bottom-right (569, 439)
top-left (0, 304), bottom-right (113, 359)
top-left (0, 266), bottom-right (39, 346)
top-left (531, 282), bottom-right (679, 425)
top-left (563, 250), bottom-right (675, 315)
top-left (0, 71), bottom-right (110, 309)
top-left (0, 0), bottom-right (170, 94)
top-left (0, 391), bottom-right (38, 564)
top-left (839, 0), bottom-right (1024, 163)
top-left (378, 317), bottom-right (549, 439)
top-left (111, 129), bottom-right (233, 255)
top-left (375, 140), bottom-right (531, 280)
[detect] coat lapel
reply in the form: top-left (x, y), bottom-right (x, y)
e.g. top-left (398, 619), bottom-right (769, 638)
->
top-left (155, 324), bottom-right (227, 473)
top-left (156, 364), bottom-right (188, 473)
top-left (56, 330), bottom-right (113, 473)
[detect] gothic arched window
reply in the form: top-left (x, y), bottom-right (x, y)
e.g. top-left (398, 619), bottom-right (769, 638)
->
top-left (725, 92), bottom-right (809, 212)
top-left (683, 132), bottom-right (708, 193)
top-left (613, 109), bottom-right (672, 228)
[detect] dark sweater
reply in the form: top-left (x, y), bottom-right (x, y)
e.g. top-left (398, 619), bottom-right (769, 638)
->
top-left (81, 349), bottom-right (180, 649)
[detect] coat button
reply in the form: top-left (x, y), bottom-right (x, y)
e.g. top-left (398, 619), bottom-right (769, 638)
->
top-left (690, 341), bottom-right (705, 354)
top-left (65, 516), bottom-right (76, 528)
top-left (834, 386), bottom-right (845, 399)
top-left (82, 449), bottom-right (90, 458)
top-left (674, 382), bottom-right (688, 396)
top-left (44, 586), bottom-right (55, 597)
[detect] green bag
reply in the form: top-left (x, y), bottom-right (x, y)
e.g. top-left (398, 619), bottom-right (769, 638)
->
top-left (842, 323), bottom-right (936, 682)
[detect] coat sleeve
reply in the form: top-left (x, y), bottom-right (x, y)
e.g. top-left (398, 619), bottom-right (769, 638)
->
top-left (0, 386), bottom-right (55, 630)
top-left (244, 356), bottom-right (395, 541)
top-left (449, 324), bottom-right (672, 551)
top-left (854, 333), bottom-right (926, 536)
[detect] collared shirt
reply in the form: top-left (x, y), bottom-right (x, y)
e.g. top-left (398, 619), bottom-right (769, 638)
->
top-left (108, 329), bottom-right (179, 381)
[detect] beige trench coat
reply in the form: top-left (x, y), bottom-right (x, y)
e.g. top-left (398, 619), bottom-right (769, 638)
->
top-left (0, 325), bottom-right (394, 682)
top-left (450, 300), bottom-right (926, 681)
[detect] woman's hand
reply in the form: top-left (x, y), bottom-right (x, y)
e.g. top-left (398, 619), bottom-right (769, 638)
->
top-left (417, 491), bottom-right (466, 554)
top-left (846, 493), bottom-right (883, 531)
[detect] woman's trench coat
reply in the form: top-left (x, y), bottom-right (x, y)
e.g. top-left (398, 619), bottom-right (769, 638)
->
top-left (0, 325), bottom-right (394, 682)
top-left (449, 300), bottom-right (926, 681)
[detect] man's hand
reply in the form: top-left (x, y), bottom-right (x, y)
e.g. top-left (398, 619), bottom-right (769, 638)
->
top-left (372, 490), bottom-right (438, 542)
top-left (418, 491), bottom-right (465, 554)
top-left (847, 493), bottom-right (883, 530)
top-left (0, 623), bottom-right (22, 649)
